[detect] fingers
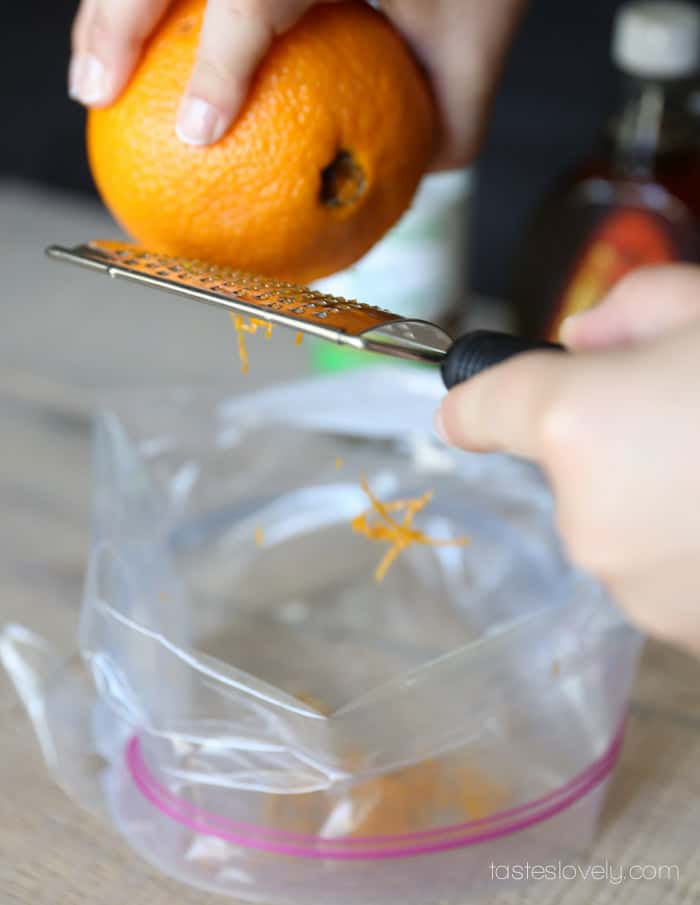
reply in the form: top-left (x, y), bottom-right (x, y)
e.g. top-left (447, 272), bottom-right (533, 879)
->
top-left (560, 265), bottom-right (700, 350)
top-left (383, 0), bottom-right (526, 168)
top-left (69, 0), bottom-right (171, 107)
top-left (435, 350), bottom-right (571, 459)
top-left (176, 0), bottom-right (315, 146)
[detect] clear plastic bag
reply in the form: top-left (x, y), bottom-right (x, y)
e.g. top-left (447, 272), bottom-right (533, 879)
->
top-left (2, 367), bottom-right (643, 904)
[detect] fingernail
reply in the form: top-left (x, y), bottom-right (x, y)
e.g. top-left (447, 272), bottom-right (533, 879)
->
top-left (434, 408), bottom-right (450, 444)
top-left (559, 313), bottom-right (583, 344)
top-left (176, 97), bottom-right (227, 146)
top-left (68, 53), bottom-right (109, 105)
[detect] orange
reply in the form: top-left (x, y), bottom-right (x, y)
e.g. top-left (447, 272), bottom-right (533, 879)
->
top-left (87, 0), bottom-right (437, 283)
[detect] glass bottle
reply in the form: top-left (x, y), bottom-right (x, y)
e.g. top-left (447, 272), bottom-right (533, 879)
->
top-left (512, 0), bottom-right (700, 340)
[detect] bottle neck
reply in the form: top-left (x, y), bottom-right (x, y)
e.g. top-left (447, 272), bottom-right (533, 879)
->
top-left (611, 72), bottom-right (696, 177)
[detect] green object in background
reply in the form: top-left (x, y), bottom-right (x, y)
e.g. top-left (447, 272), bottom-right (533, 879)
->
top-left (310, 339), bottom-right (376, 373)
top-left (309, 339), bottom-right (433, 375)
top-left (309, 169), bottom-right (471, 377)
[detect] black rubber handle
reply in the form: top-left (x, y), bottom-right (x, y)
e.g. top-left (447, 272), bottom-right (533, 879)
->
top-left (441, 330), bottom-right (564, 389)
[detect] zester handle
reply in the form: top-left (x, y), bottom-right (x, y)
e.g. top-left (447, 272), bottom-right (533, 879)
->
top-left (441, 330), bottom-right (565, 390)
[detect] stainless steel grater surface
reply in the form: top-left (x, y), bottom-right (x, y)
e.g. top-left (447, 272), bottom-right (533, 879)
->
top-left (47, 240), bottom-right (453, 364)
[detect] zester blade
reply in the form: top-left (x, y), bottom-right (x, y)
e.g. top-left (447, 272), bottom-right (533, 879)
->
top-left (46, 240), bottom-right (452, 364)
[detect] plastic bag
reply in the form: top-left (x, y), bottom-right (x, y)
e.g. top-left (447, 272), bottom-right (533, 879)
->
top-left (2, 367), bottom-right (643, 905)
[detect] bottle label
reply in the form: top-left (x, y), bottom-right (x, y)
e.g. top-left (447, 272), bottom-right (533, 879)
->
top-left (547, 208), bottom-right (677, 340)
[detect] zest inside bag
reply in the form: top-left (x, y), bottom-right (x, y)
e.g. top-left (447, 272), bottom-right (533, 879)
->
top-left (1, 368), bottom-right (643, 904)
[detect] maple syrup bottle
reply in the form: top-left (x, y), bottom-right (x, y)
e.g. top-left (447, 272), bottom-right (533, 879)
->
top-left (513, 1), bottom-right (700, 341)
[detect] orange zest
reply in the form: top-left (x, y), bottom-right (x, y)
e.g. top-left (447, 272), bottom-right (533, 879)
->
top-left (263, 705), bottom-right (508, 835)
top-left (294, 691), bottom-right (330, 714)
top-left (352, 478), bottom-right (469, 581)
top-left (230, 313), bottom-right (273, 374)
top-left (229, 316), bottom-right (307, 373)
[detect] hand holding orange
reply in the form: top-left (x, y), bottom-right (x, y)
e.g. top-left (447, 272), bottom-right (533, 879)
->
top-left (87, 0), bottom-right (437, 283)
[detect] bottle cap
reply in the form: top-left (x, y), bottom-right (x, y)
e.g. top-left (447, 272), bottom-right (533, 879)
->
top-left (613, 1), bottom-right (700, 78)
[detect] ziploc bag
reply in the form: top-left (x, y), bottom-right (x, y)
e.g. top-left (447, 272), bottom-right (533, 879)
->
top-left (2, 367), bottom-right (643, 904)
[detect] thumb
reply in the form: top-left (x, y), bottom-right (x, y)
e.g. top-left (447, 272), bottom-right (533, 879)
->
top-left (436, 348), bottom-right (570, 459)
top-left (560, 264), bottom-right (700, 351)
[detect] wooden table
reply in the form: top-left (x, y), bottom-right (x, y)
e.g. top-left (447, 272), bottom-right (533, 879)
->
top-left (2, 182), bottom-right (700, 904)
